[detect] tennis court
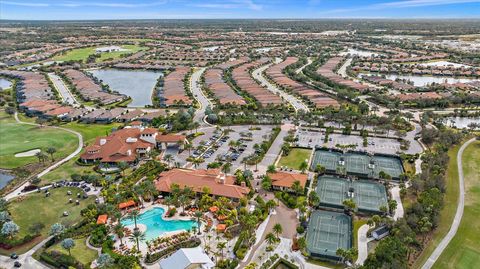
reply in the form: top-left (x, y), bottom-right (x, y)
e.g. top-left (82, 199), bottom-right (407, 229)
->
top-left (306, 210), bottom-right (352, 260)
top-left (315, 176), bottom-right (388, 213)
top-left (310, 150), bottom-right (339, 172)
top-left (373, 155), bottom-right (404, 179)
top-left (311, 149), bottom-right (404, 180)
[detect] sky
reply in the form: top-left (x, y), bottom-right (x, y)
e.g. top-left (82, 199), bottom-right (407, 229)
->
top-left (1, 0), bottom-right (480, 20)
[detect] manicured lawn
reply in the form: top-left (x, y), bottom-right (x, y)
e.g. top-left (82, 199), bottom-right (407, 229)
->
top-left (0, 112), bottom-right (78, 169)
top-left (353, 218), bottom-right (368, 251)
top-left (52, 45), bottom-right (147, 63)
top-left (433, 141), bottom-right (480, 269)
top-left (3, 187), bottom-right (95, 254)
top-left (61, 121), bottom-right (122, 143)
top-left (277, 148), bottom-right (312, 170)
top-left (40, 121), bottom-right (122, 184)
top-left (412, 143), bottom-right (461, 268)
top-left (48, 237), bottom-right (98, 265)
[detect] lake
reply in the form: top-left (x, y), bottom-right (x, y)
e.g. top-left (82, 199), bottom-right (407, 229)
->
top-left (0, 78), bottom-right (12, 90)
top-left (340, 48), bottom-right (381, 57)
top-left (0, 171), bottom-right (14, 190)
top-left (444, 117), bottom-right (480, 129)
top-left (88, 69), bottom-right (162, 107)
top-left (384, 74), bottom-right (479, 87)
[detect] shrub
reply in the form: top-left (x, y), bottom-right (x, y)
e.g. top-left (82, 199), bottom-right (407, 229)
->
top-left (296, 226), bottom-right (305, 234)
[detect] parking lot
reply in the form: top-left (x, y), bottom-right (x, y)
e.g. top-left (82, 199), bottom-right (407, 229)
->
top-left (295, 129), bottom-right (403, 154)
top-left (178, 125), bottom-right (274, 170)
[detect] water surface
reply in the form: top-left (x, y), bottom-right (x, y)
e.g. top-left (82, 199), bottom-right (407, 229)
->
top-left (0, 78), bottom-right (12, 90)
top-left (384, 74), bottom-right (478, 87)
top-left (0, 171), bottom-right (14, 190)
top-left (88, 69), bottom-right (162, 107)
top-left (121, 207), bottom-right (197, 240)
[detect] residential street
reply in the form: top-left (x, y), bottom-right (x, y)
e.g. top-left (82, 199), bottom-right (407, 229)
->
top-left (48, 72), bottom-right (80, 107)
top-left (252, 62), bottom-right (310, 112)
top-left (189, 67), bottom-right (210, 125)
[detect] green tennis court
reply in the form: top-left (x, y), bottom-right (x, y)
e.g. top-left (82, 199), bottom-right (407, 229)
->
top-left (311, 149), bottom-right (404, 180)
top-left (315, 175), bottom-right (388, 213)
top-left (306, 210), bottom-right (352, 260)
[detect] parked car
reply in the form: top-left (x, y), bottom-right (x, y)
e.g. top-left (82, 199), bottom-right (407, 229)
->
top-left (10, 253), bottom-right (18, 259)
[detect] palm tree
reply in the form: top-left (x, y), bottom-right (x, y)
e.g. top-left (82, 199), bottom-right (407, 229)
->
top-left (164, 154), bottom-right (174, 168)
top-left (217, 241), bottom-right (227, 260)
top-left (272, 223), bottom-right (282, 240)
top-left (129, 229), bottom-right (146, 251)
top-left (194, 211), bottom-right (203, 235)
top-left (127, 209), bottom-right (140, 230)
top-left (192, 158), bottom-right (204, 168)
top-left (221, 162), bottom-right (232, 174)
top-left (265, 232), bottom-right (276, 246)
top-left (114, 223), bottom-right (125, 246)
top-left (184, 143), bottom-right (193, 156)
top-left (46, 147), bottom-right (56, 162)
top-left (299, 161), bottom-right (308, 173)
top-left (35, 151), bottom-right (47, 163)
top-left (117, 161), bottom-right (129, 177)
top-left (291, 180), bottom-right (303, 197)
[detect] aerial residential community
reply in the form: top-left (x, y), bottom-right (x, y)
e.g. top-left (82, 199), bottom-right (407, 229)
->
top-left (0, 1), bottom-right (479, 269)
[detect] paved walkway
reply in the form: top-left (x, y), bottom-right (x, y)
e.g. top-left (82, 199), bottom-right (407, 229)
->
top-left (422, 138), bottom-right (476, 269)
top-left (356, 224), bottom-right (374, 265)
top-left (240, 201), bottom-right (298, 267)
top-left (295, 58), bottom-right (312, 74)
top-left (254, 123), bottom-right (294, 177)
top-left (0, 236), bottom-right (52, 269)
top-left (390, 184), bottom-right (405, 221)
top-left (5, 113), bottom-right (83, 201)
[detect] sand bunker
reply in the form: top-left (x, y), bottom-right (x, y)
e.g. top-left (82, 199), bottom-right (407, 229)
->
top-left (15, 149), bottom-right (41, 157)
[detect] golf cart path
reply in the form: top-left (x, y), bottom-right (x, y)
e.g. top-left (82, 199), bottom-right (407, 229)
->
top-left (421, 137), bottom-right (476, 269)
top-left (4, 113), bottom-right (83, 201)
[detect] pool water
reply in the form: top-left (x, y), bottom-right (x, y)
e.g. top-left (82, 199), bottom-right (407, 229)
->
top-left (121, 207), bottom-right (197, 240)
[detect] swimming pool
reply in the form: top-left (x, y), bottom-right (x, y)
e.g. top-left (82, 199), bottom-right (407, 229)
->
top-left (121, 207), bottom-right (197, 240)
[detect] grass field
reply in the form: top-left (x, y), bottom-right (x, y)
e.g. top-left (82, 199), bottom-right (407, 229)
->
top-left (0, 112), bottom-right (78, 169)
top-left (413, 143), bottom-right (461, 268)
top-left (433, 141), bottom-right (480, 269)
top-left (40, 121), bottom-right (121, 184)
top-left (2, 187), bottom-right (95, 254)
top-left (52, 45), bottom-right (147, 63)
top-left (278, 148), bottom-right (312, 170)
top-left (48, 237), bottom-right (98, 265)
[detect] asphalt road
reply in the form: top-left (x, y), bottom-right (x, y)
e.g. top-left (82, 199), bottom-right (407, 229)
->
top-left (422, 137), bottom-right (476, 269)
top-left (252, 61), bottom-right (310, 113)
top-left (48, 72), bottom-right (80, 107)
top-left (189, 67), bottom-right (210, 125)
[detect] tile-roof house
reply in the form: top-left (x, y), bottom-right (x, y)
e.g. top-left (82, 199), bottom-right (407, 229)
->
top-left (80, 127), bottom-right (185, 164)
top-left (267, 171), bottom-right (308, 192)
top-left (154, 168), bottom-right (250, 201)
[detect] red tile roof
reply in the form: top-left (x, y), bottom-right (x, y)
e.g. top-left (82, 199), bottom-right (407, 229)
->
top-left (267, 171), bottom-right (308, 189)
top-left (154, 168), bottom-right (249, 200)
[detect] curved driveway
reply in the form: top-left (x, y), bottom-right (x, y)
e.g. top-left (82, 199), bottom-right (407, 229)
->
top-left (422, 137), bottom-right (476, 269)
top-left (4, 113), bottom-right (83, 201)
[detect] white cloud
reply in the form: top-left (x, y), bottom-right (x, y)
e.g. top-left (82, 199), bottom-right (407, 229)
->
top-left (1, 1), bottom-right (50, 7)
top-left (1, 1), bottom-right (168, 8)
